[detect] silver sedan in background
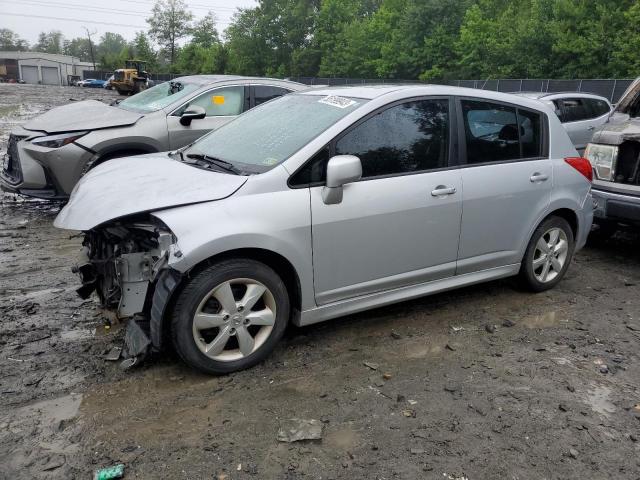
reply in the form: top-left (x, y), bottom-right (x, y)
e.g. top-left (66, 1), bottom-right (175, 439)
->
top-left (55, 85), bottom-right (594, 375)
top-left (513, 92), bottom-right (613, 154)
top-left (1, 76), bottom-right (306, 199)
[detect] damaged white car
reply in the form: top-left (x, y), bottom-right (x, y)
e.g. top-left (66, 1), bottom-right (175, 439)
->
top-left (55, 85), bottom-right (593, 374)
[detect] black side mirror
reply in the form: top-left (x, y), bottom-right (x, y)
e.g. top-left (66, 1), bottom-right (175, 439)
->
top-left (180, 105), bottom-right (206, 126)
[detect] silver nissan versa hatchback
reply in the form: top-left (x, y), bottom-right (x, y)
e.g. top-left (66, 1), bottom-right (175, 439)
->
top-left (55, 85), bottom-right (594, 374)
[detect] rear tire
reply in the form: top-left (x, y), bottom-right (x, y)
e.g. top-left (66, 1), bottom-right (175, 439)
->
top-left (171, 259), bottom-right (290, 375)
top-left (519, 216), bottom-right (575, 292)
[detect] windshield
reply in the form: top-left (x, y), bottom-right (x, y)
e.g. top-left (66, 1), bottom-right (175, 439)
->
top-left (118, 81), bottom-right (200, 113)
top-left (184, 94), bottom-right (366, 173)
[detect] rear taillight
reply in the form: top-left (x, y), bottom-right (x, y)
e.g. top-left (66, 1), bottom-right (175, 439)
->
top-left (564, 157), bottom-right (593, 182)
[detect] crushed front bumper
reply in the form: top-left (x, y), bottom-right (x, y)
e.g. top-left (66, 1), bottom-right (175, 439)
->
top-left (1, 126), bottom-right (94, 199)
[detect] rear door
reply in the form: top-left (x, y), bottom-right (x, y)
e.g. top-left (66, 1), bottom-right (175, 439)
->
top-left (167, 85), bottom-right (247, 149)
top-left (555, 97), bottom-right (593, 153)
top-left (582, 98), bottom-right (613, 143)
top-left (457, 98), bottom-right (552, 274)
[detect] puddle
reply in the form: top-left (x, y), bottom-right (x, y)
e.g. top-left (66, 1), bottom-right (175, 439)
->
top-left (584, 385), bottom-right (616, 417)
top-left (15, 393), bottom-right (83, 424)
top-left (522, 311), bottom-right (567, 329)
top-left (60, 328), bottom-right (95, 341)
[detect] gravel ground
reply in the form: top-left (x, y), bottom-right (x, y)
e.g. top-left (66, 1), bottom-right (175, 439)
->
top-left (1, 84), bottom-right (639, 480)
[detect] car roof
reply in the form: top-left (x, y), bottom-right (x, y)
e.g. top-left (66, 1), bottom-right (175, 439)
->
top-left (512, 91), bottom-right (610, 102)
top-left (170, 74), bottom-right (306, 89)
top-left (296, 84), bottom-right (555, 106)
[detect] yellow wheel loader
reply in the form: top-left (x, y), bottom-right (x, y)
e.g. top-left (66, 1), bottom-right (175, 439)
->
top-left (111, 60), bottom-right (150, 96)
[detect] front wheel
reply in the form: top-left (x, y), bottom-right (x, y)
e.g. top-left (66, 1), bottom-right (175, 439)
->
top-left (519, 216), bottom-right (575, 292)
top-left (171, 259), bottom-right (290, 374)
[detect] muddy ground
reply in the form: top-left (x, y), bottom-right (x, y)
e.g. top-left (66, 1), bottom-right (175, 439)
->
top-left (1, 83), bottom-right (640, 479)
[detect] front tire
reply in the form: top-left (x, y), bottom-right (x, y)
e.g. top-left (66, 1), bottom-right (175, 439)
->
top-left (171, 259), bottom-right (290, 374)
top-left (519, 216), bottom-right (575, 292)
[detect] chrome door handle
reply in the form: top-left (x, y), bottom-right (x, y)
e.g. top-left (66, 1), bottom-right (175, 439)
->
top-left (431, 185), bottom-right (457, 197)
top-left (530, 173), bottom-right (549, 182)
top-left (588, 126), bottom-right (596, 131)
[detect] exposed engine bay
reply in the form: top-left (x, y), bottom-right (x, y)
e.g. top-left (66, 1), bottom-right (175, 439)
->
top-left (74, 217), bottom-right (174, 319)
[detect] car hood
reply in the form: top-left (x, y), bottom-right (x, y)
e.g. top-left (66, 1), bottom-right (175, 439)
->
top-left (23, 100), bottom-right (143, 134)
top-left (54, 154), bottom-right (248, 231)
top-left (591, 114), bottom-right (640, 146)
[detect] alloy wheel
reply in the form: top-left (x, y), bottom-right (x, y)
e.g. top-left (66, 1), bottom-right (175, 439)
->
top-left (192, 278), bottom-right (276, 362)
top-left (532, 227), bottom-right (569, 283)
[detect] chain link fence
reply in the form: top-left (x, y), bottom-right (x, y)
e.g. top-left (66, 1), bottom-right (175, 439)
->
top-left (84, 70), bottom-right (635, 103)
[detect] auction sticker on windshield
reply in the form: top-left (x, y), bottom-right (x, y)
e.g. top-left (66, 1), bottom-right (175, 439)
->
top-left (319, 95), bottom-right (358, 109)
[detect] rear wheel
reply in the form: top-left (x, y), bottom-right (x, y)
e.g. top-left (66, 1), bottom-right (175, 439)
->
top-left (519, 216), bottom-right (575, 292)
top-left (171, 259), bottom-right (290, 374)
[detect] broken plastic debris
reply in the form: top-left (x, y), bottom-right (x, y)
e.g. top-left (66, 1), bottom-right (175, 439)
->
top-left (105, 347), bottom-right (122, 362)
top-left (363, 361), bottom-right (379, 370)
top-left (277, 418), bottom-right (323, 443)
top-left (94, 464), bottom-right (124, 480)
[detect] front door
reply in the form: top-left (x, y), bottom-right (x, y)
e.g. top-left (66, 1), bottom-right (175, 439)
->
top-left (456, 98), bottom-right (552, 274)
top-left (308, 98), bottom-right (463, 305)
top-left (167, 85), bottom-right (247, 149)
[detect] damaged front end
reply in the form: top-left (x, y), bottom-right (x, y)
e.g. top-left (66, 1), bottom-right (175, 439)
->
top-left (587, 78), bottom-right (640, 225)
top-left (74, 216), bottom-right (179, 362)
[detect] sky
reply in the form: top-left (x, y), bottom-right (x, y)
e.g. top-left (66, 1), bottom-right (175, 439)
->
top-left (1, 0), bottom-right (257, 44)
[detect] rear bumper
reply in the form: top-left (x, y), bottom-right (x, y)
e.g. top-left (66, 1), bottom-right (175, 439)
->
top-left (592, 187), bottom-right (640, 225)
top-left (575, 191), bottom-right (594, 251)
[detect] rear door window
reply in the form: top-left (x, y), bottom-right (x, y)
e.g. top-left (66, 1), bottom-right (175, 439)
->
top-left (557, 98), bottom-right (590, 122)
top-left (461, 99), bottom-right (543, 164)
top-left (585, 98), bottom-right (611, 117)
top-left (253, 86), bottom-right (292, 107)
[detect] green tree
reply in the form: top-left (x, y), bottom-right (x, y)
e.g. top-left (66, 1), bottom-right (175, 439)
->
top-left (191, 12), bottom-right (220, 48)
top-left (314, 0), bottom-right (381, 77)
top-left (131, 32), bottom-right (159, 72)
top-left (0, 29), bottom-right (29, 51)
top-left (225, 0), bottom-right (320, 77)
top-left (63, 37), bottom-right (92, 61)
top-left (550, 0), bottom-right (635, 78)
top-left (147, 0), bottom-right (194, 67)
top-left (612, 2), bottom-right (640, 76)
top-left (34, 30), bottom-right (64, 54)
top-left (96, 32), bottom-right (129, 70)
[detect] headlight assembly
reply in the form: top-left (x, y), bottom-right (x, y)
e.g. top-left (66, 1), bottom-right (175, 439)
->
top-left (31, 131), bottom-right (88, 149)
top-left (584, 143), bottom-right (618, 181)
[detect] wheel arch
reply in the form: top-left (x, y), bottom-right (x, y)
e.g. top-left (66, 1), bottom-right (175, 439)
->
top-left (547, 207), bottom-right (578, 238)
top-left (518, 206), bottom-right (580, 265)
top-left (151, 247), bottom-right (302, 351)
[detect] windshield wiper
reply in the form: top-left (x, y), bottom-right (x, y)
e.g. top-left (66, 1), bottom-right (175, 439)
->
top-left (185, 153), bottom-right (242, 175)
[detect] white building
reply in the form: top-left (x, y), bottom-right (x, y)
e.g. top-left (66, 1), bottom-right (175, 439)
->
top-left (0, 51), bottom-right (95, 86)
